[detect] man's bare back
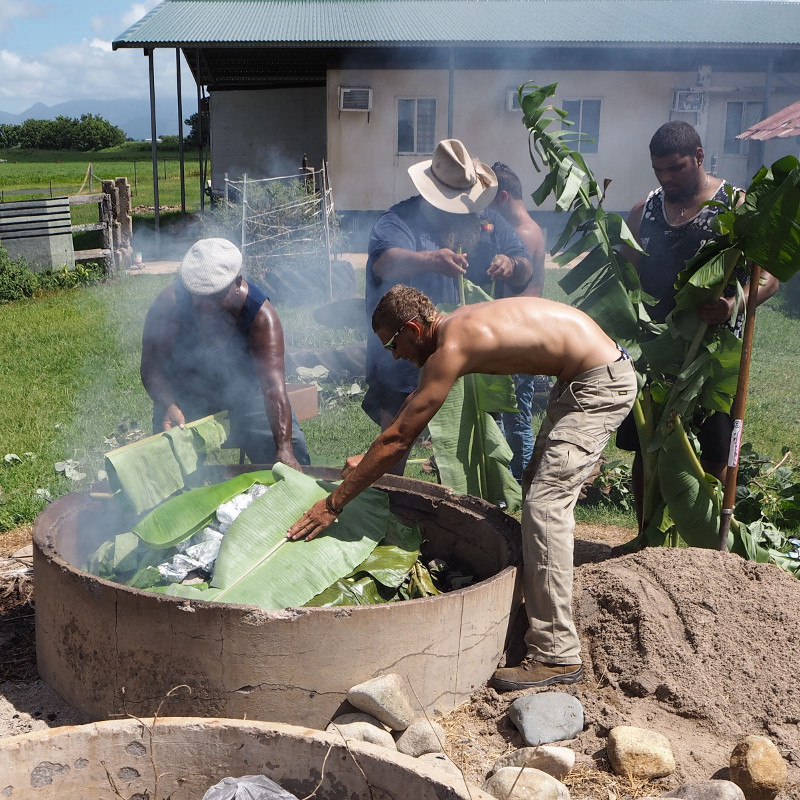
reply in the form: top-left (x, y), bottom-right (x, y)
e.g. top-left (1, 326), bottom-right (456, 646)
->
top-left (428, 297), bottom-right (620, 384)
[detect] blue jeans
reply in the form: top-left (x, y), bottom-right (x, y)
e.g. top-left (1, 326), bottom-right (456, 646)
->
top-left (501, 374), bottom-right (535, 481)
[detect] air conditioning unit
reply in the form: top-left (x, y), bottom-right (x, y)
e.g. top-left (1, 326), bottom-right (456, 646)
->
top-left (338, 87), bottom-right (372, 112)
top-left (671, 90), bottom-right (705, 113)
top-left (506, 89), bottom-right (521, 112)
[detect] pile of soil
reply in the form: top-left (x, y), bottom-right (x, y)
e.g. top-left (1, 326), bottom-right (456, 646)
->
top-left (2, 524), bottom-right (799, 798)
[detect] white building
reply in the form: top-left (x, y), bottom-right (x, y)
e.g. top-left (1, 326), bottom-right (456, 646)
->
top-left (114, 0), bottom-right (800, 241)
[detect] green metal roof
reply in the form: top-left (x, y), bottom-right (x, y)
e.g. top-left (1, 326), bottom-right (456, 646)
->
top-left (113, 0), bottom-right (800, 48)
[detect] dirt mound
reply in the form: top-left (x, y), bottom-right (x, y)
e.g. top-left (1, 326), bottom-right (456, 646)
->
top-left (444, 546), bottom-right (800, 797)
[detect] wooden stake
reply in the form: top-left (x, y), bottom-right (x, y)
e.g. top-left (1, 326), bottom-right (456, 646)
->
top-left (718, 264), bottom-right (762, 551)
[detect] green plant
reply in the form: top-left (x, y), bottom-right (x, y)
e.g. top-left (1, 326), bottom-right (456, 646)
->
top-left (518, 81), bottom-right (800, 574)
top-left (0, 245), bottom-right (39, 303)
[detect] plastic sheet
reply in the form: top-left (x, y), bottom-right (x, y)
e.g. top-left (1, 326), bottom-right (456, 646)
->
top-left (201, 774), bottom-right (299, 800)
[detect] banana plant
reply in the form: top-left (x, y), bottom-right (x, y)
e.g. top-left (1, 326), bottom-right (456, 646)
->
top-left (518, 81), bottom-right (800, 569)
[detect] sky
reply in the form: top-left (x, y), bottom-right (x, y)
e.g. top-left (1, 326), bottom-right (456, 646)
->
top-left (1, 0), bottom-right (798, 116)
top-left (0, 0), bottom-right (190, 114)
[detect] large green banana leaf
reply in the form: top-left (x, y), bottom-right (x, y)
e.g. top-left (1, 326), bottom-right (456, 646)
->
top-left (134, 469), bottom-right (275, 549)
top-left (305, 518), bottom-right (424, 606)
top-left (179, 463), bottom-right (392, 608)
top-left (104, 414), bottom-right (229, 515)
top-left (428, 376), bottom-right (522, 512)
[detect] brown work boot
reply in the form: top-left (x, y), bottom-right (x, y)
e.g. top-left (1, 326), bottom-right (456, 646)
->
top-left (490, 658), bottom-right (584, 692)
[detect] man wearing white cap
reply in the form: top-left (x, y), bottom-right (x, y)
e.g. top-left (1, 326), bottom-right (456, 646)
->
top-left (140, 237), bottom-right (310, 469)
top-left (363, 139), bottom-right (533, 472)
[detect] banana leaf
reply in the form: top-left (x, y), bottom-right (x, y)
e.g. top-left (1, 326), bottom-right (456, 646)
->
top-left (305, 518), bottom-right (423, 606)
top-left (104, 413), bottom-right (230, 515)
top-left (735, 156), bottom-right (800, 280)
top-left (428, 376), bottom-right (522, 512)
top-left (657, 415), bottom-right (726, 549)
top-left (192, 463), bottom-right (392, 609)
top-left (401, 561), bottom-right (443, 600)
top-left (134, 469), bottom-right (275, 549)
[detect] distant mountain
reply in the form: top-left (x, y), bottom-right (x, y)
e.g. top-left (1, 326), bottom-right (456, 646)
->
top-left (0, 97), bottom-right (196, 141)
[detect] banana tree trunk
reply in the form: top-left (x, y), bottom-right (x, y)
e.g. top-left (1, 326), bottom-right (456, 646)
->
top-left (718, 264), bottom-right (762, 551)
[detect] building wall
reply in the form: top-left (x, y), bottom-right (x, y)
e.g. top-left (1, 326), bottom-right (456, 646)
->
top-left (210, 87), bottom-right (327, 187)
top-left (327, 65), bottom-right (800, 222)
top-left (207, 68), bottom-right (800, 243)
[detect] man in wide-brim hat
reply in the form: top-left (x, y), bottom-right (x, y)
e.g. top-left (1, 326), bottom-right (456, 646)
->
top-left (140, 237), bottom-right (310, 468)
top-left (363, 139), bottom-right (533, 473)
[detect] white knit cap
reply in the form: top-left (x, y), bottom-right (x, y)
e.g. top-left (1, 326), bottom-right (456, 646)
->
top-left (179, 238), bottom-right (243, 295)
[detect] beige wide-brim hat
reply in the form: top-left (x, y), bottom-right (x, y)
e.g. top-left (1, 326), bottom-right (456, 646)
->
top-left (408, 139), bottom-right (498, 214)
top-left (179, 238), bottom-right (243, 295)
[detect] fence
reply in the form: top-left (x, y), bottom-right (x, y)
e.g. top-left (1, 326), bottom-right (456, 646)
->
top-left (0, 178), bottom-right (133, 273)
top-left (222, 163), bottom-right (339, 303)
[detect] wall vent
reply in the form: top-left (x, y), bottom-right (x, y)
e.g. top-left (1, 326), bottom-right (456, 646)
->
top-left (671, 90), bottom-right (705, 113)
top-left (338, 87), bottom-right (372, 112)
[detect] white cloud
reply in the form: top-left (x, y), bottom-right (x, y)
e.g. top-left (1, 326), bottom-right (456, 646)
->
top-left (0, 38), bottom-right (188, 112)
top-left (0, 0), bottom-right (44, 35)
top-left (122, 1), bottom-right (161, 29)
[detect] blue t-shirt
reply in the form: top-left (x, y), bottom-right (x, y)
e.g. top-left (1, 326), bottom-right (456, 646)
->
top-left (365, 196), bottom-right (529, 394)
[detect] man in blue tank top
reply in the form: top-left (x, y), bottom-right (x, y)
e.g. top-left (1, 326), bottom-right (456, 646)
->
top-left (140, 237), bottom-right (310, 469)
top-left (617, 121), bottom-right (778, 528)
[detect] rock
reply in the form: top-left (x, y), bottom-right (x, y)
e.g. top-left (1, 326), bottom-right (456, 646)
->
top-left (483, 767), bottom-right (570, 800)
top-left (326, 712), bottom-right (396, 749)
top-left (729, 735), bottom-right (787, 800)
top-left (394, 717), bottom-right (446, 757)
top-left (418, 752), bottom-right (462, 777)
top-left (508, 692), bottom-right (584, 746)
top-left (490, 745), bottom-right (575, 780)
top-left (346, 673), bottom-right (414, 731)
top-left (662, 780), bottom-right (745, 799)
top-left (606, 725), bottom-right (675, 779)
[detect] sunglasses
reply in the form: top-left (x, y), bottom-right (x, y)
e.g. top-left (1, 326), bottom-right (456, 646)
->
top-left (383, 314), bottom-right (420, 351)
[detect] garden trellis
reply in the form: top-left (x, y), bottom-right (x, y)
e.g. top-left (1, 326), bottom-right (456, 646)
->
top-left (224, 163), bottom-right (337, 302)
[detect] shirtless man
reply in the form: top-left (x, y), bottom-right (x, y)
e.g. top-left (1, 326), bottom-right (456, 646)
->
top-left (288, 284), bottom-right (636, 690)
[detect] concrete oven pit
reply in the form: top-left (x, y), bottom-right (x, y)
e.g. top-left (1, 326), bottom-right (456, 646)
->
top-left (33, 467), bottom-right (521, 728)
top-left (0, 717), bottom-right (497, 799)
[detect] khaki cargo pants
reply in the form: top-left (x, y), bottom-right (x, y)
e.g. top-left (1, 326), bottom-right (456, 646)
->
top-left (521, 359), bottom-right (637, 664)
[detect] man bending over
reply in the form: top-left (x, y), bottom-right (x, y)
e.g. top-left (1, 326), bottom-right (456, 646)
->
top-left (288, 285), bottom-right (636, 690)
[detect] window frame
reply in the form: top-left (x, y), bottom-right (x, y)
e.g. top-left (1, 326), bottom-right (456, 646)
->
top-left (561, 97), bottom-right (602, 154)
top-left (723, 99), bottom-right (763, 157)
top-left (396, 97), bottom-right (437, 156)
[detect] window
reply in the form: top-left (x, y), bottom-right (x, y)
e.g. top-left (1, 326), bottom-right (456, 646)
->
top-left (397, 98), bottom-right (436, 155)
top-left (724, 100), bottom-right (763, 156)
top-left (561, 98), bottom-right (601, 153)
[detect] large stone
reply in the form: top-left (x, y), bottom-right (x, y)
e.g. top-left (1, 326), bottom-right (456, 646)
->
top-left (326, 712), bottom-right (397, 749)
top-left (662, 780), bottom-right (746, 799)
top-left (483, 767), bottom-right (570, 800)
top-left (606, 725), bottom-right (675, 779)
top-left (346, 673), bottom-right (415, 730)
top-left (491, 745), bottom-right (576, 780)
top-left (394, 717), bottom-right (446, 756)
top-left (729, 735), bottom-right (787, 800)
top-left (418, 752), bottom-right (463, 777)
top-left (508, 692), bottom-right (584, 745)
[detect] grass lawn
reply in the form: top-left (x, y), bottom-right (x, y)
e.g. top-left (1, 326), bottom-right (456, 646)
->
top-left (0, 143), bottom-right (203, 212)
top-left (1, 265), bottom-right (799, 538)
